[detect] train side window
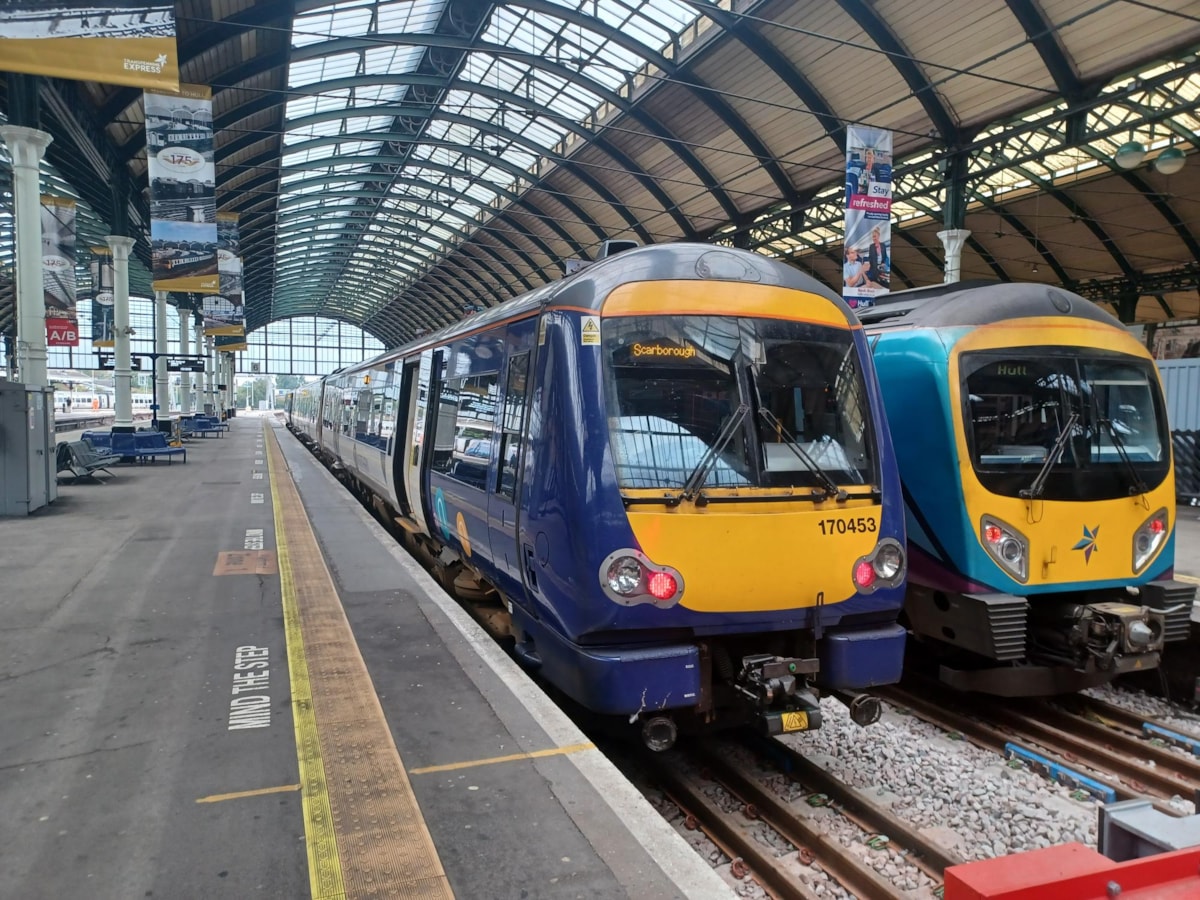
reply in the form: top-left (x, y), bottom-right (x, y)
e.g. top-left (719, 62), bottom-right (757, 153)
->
top-left (497, 353), bottom-right (529, 501)
top-left (433, 374), bottom-right (498, 492)
top-left (430, 379), bottom-right (463, 475)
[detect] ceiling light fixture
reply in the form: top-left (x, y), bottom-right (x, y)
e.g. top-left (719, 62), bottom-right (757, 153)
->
top-left (1154, 146), bottom-right (1187, 175)
top-left (1114, 140), bottom-right (1147, 169)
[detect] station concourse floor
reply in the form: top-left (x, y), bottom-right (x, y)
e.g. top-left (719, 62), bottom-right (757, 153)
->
top-left (0, 413), bottom-right (730, 900)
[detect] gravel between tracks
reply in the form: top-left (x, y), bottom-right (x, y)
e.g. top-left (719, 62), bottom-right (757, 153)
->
top-left (779, 697), bottom-right (1099, 863)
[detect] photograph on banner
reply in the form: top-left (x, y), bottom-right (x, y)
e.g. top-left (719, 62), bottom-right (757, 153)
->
top-left (0, 4), bottom-right (178, 91)
top-left (85, 248), bottom-right (116, 347)
top-left (202, 296), bottom-right (245, 336)
top-left (214, 333), bottom-right (248, 353)
top-left (41, 196), bottom-right (79, 347)
top-left (147, 85), bottom-right (219, 292)
top-left (843, 126), bottom-right (893, 310)
top-left (215, 212), bottom-right (245, 329)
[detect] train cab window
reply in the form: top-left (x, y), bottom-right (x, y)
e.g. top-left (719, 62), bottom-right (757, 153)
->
top-left (602, 316), bottom-right (875, 492)
top-left (961, 349), bottom-right (1169, 500)
top-left (432, 374), bottom-right (498, 491)
top-left (497, 354), bottom-right (529, 501)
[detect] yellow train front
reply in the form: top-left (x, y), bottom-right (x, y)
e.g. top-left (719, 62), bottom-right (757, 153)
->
top-left (866, 282), bottom-right (1193, 695)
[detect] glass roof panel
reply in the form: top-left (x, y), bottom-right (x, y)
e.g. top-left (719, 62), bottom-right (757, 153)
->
top-left (273, 0), bottom-right (707, 324)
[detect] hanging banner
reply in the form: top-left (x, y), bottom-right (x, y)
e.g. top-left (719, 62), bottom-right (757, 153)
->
top-left (84, 247), bottom-right (116, 348)
top-left (0, 4), bottom-right (179, 92)
top-left (204, 212), bottom-right (245, 336)
top-left (146, 84), bottom-right (219, 293)
top-left (842, 126), bottom-right (893, 310)
top-left (41, 196), bottom-right (79, 347)
top-left (214, 333), bottom-right (248, 353)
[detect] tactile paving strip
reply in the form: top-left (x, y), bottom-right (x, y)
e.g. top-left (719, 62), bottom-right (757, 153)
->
top-left (266, 425), bottom-right (453, 900)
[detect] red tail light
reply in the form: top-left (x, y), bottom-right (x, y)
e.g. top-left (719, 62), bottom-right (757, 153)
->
top-left (1150, 518), bottom-right (1165, 535)
top-left (984, 524), bottom-right (1003, 544)
top-left (647, 571), bottom-right (678, 601)
top-left (854, 561), bottom-right (876, 588)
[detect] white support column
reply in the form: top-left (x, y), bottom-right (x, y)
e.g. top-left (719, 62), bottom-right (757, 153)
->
top-left (937, 228), bottom-right (971, 285)
top-left (205, 335), bottom-right (215, 414)
top-left (154, 290), bottom-right (169, 419)
top-left (193, 320), bottom-right (204, 412)
top-left (178, 307), bottom-right (192, 415)
top-left (0, 126), bottom-right (53, 389)
top-left (106, 235), bottom-right (136, 429)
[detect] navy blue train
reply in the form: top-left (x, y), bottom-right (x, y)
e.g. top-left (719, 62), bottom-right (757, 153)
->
top-left (287, 243), bottom-right (908, 747)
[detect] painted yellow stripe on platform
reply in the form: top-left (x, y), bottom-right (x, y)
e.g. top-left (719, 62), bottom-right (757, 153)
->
top-left (267, 431), bottom-right (346, 900)
top-left (265, 423), bottom-right (454, 900)
top-left (1176, 573), bottom-right (1200, 585)
top-left (196, 784), bottom-right (301, 804)
top-left (409, 741), bottom-right (595, 775)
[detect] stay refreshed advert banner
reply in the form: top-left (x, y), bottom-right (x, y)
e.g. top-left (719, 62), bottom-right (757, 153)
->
top-left (0, 4), bottom-right (179, 92)
top-left (146, 84), bottom-right (219, 294)
top-left (843, 126), bottom-right (893, 310)
top-left (41, 196), bottom-right (78, 347)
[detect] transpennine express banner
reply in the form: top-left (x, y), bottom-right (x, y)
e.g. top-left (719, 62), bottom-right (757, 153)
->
top-left (842, 125), bottom-right (893, 310)
top-left (84, 247), bottom-right (115, 348)
top-left (146, 84), bottom-right (219, 293)
top-left (41, 195), bottom-right (78, 347)
top-left (0, 3), bottom-right (179, 92)
top-left (204, 212), bottom-right (246, 336)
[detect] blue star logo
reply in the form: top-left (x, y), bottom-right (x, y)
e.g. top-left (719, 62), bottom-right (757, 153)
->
top-left (1073, 525), bottom-right (1100, 564)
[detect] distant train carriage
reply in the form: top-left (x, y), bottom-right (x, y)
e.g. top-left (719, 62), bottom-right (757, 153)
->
top-left (290, 243), bottom-right (909, 746)
top-left (864, 281), bottom-right (1193, 695)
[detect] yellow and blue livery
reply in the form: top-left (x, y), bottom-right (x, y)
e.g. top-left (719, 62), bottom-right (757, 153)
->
top-left (865, 281), bottom-right (1193, 695)
top-left (289, 243), bottom-right (909, 745)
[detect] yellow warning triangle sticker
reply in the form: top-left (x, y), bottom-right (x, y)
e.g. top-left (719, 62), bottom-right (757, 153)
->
top-left (582, 319), bottom-right (599, 333)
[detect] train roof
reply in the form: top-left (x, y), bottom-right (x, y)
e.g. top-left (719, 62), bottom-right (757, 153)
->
top-left (336, 243), bottom-right (849, 377)
top-left (858, 280), bottom-right (1123, 331)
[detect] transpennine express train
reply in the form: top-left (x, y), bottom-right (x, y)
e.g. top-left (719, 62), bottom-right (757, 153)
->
top-left (288, 242), bottom-right (908, 748)
top-left (862, 281), bottom-right (1193, 695)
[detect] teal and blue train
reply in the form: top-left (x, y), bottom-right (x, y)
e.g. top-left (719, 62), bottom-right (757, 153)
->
top-left (863, 281), bottom-right (1193, 695)
top-left (287, 243), bottom-right (908, 746)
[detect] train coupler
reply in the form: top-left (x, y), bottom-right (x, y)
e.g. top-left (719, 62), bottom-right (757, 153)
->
top-left (735, 653), bottom-right (822, 735)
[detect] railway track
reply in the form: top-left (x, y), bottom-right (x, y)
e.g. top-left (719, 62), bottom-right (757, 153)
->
top-left (881, 681), bottom-right (1199, 813)
top-left (643, 732), bottom-right (962, 899)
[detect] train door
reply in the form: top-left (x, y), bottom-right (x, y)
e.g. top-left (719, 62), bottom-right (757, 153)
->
top-left (486, 348), bottom-right (532, 597)
top-left (401, 350), bottom-right (435, 534)
top-left (390, 360), bottom-right (417, 518)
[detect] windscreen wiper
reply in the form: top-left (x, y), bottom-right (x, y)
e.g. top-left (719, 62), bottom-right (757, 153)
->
top-left (675, 403), bottom-right (750, 505)
top-left (1098, 417), bottom-right (1149, 497)
top-left (1020, 412), bottom-right (1079, 500)
top-left (749, 373), bottom-right (846, 503)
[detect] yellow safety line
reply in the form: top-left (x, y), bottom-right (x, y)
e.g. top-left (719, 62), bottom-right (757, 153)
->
top-left (195, 784), bottom-right (301, 804)
top-left (1175, 573), bottom-right (1200, 585)
top-left (409, 741), bottom-right (596, 775)
top-left (266, 423), bottom-right (347, 900)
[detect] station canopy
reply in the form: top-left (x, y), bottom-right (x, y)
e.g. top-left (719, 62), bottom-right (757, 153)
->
top-left (3, 0), bottom-right (1199, 347)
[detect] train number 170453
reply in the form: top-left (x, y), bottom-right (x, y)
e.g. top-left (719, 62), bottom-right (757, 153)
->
top-left (818, 517), bottom-right (877, 535)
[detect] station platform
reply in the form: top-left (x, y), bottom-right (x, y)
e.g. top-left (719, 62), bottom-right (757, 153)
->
top-left (0, 414), bottom-right (730, 900)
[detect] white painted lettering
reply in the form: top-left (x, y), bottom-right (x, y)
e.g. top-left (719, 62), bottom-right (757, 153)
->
top-left (244, 528), bottom-right (264, 550)
top-left (228, 646), bottom-right (271, 730)
top-left (250, 492), bottom-right (264, 504)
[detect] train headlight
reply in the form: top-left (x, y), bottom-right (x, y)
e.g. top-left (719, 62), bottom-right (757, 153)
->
top-left (980, 515), bottom-right (1028, 583)
top-left (607, 556), bottom-right (643, 596)
top-left (852, 538), bottom-right (905, 593)
top-left (1132, 508), bottom-right (1168, 573)
top-left (600, 549), bottom-right (684, 608)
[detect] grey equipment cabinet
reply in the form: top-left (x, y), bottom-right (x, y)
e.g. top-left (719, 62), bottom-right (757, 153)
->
top-left (0, 383), bottom-right (56, 516)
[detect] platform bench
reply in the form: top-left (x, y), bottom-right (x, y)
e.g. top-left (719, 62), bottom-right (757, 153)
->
top-left (181, 417), bottom-right (224, 438)
top-left (111, 431), bottom-right (187, 464)
top-left (57, 441), bottom-right (120, 483)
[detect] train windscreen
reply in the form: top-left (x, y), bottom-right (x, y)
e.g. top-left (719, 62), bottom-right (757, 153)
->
top-left (602, 315), bottom-right (876, 494)
top-left (960, 348), bottom-right (1169, 500)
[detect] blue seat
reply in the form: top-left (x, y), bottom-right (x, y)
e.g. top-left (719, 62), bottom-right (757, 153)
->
top-left (110, 431), bottom-right (187, 464)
